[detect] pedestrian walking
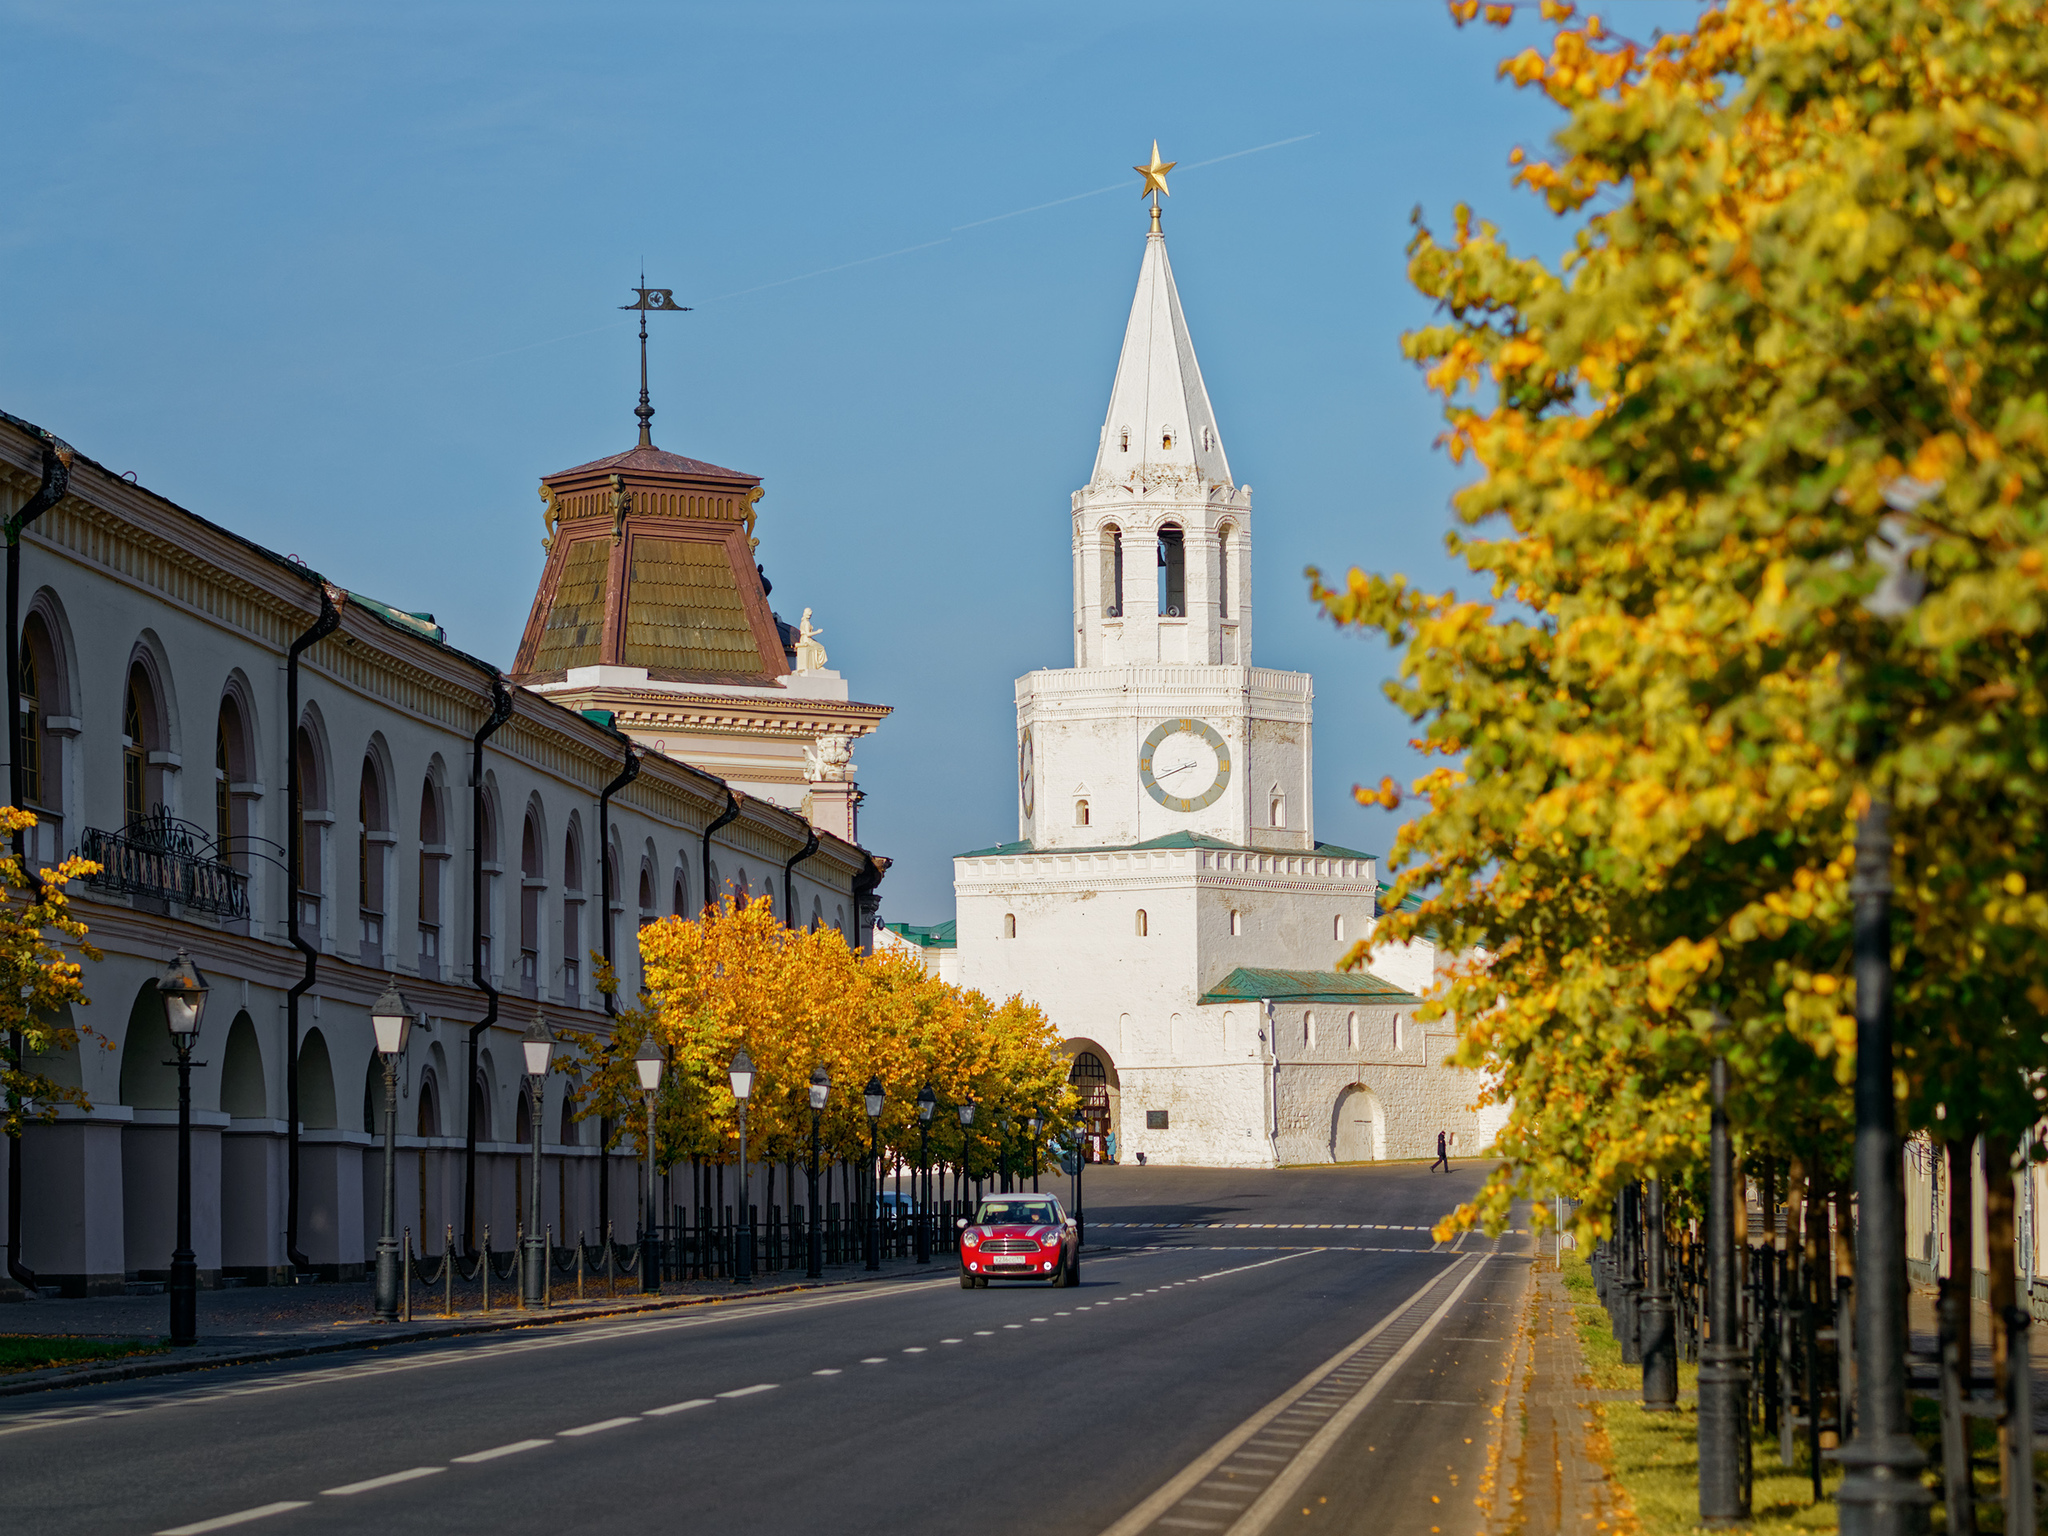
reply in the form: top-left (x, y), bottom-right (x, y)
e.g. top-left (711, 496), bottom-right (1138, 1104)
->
top-left (1431, 1130), bottom-right (1450, 1172)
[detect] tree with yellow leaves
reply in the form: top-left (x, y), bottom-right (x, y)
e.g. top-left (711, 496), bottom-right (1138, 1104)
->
top-left (1316, 0), bottom-right (2048, 1244)
top-left (1, 806), bottom-right (102, 1136)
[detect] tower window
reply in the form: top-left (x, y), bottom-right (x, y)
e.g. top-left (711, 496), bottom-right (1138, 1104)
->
top-left (1119, 427), bottom-right (1130, 453)
top-left (1334, 915), bottom-right (1345, 942)
top-left (1157, 524), bottom-right (1185, 618)
top-left (1270, 791), bottom-right (1286, 829)
top-left (1229, 909), bottom-right (1241, 937)
top-left (1202, 425), bottom-right (1214, 452)
top-left (1004, 912), bottom-right (1017, 939)
top-left (1075, 799), bottom-right (1090, 827)
top-left (1218, 526), bottom-right (1231, 619)
top-left (1347, 1011), bottom-right (1359, 1050)
top-left (1161, 425), bottom-right (1174, 450)
top-left (1304, 1011), bottom-right (1316, 1050)
top-left (1135, 909), bottom-right (1148, 937)
top-left (1393, 1012), bottom-right (1405, 1051)
top-left (1103, 525), bottom-right (1124, 619)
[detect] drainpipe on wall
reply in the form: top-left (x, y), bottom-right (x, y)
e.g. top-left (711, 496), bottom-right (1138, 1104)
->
top-left (463, 673), bottom-right (513, 1253)
top-left (782, 823), bottom-right (818, 930)
top-left (285, 581), bottom-right (344, 1275)
top-left (701, 788), bottom-right (739, 915)
top-left (1262, 998), bottom-right (1279, 1167)
top-left (5, 431), bottom-right (71, 1294)
top-left (594, 728), bottom-right (640, 1233)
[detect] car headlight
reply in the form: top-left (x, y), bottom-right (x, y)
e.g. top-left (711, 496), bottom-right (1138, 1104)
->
top-left (962, 1232), bottom-right (979, 1247)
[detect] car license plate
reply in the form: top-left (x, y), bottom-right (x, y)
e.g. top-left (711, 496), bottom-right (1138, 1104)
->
top-left (993, 1257), bottom-right (1025, 1266)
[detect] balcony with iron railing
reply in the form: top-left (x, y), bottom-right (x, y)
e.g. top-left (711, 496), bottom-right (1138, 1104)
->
top-left (76, 807), bottom-right (249, 920)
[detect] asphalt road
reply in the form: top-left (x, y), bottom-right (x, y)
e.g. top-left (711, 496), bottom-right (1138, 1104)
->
top-left (1, 1162), bottom-right (1530, 1536)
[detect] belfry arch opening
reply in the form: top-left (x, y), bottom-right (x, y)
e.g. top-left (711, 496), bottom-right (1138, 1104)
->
top-left (1101, 525), bottom-right (1124, 618)
top-left (1064, 1041), bottom-right (1121, 1164)
top-left (1157, 524), bottom-right (1184, 618)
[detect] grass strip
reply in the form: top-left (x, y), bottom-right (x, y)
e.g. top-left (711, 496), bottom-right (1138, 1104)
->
top-left (1559, 1250), bottom-right (1839, 1534)
top-left (0, 1334), bottom-right (171, 1374)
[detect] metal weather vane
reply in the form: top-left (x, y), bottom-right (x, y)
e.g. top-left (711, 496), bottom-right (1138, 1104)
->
top-left (620, 278), bottom-right (691, 447)
top-left (1134, 141), bottom-right (1176, 233)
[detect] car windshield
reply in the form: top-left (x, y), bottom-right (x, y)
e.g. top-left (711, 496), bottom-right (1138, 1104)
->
top-left (977, 1201), bottom-right (1058, 1227)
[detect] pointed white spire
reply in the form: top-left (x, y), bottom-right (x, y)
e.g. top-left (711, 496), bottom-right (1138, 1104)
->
top-left (1091, 228), bottom-right (1231, 488)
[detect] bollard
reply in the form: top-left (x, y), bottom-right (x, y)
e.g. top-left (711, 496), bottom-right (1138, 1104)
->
top-left (482, 1224), bottom-right (491, 1314)
top-left (544, 1225), bottom-right (552, 1310)
top-left (402, 1227), bottom-right (411, 1323)
top-left (576, 1230), bottom-right (585, 1303)
top-left (515, 1222), bottom-right (525, 1311)
top-left (444, 1225), bottom-right (454, 1318)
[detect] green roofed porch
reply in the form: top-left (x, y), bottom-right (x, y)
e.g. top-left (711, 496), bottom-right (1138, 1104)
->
top-left (1199, 966), bottom-right (1420, 1008)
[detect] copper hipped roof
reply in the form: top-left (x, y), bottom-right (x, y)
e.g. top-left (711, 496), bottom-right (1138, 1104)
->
top-left (549, 443), bottom-right (756, 483)
top-left (512, 438), bottom-right (785, 686)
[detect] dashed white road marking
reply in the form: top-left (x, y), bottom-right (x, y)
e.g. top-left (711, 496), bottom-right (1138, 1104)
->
top-left (453, 1439), bottom-right (551, 1463)
top-left (941, 1338), bottom-right (963, 1343)
top-left (903, 1347), bottom-right (927, 1353)
top-left (716, 1384), bottom-right (777, 1398)
top-left (861, 1356), bottom-right (888, 1363)
top-left (646, 1398), bottom-right (715, 1415)
top-left (813, 1368), bottom-right (843, 1376)
top-left (560, 1416), bottom-right (640, 1436)
top-left (157, 1503), bottom-right (311, 1535)
top-left (323, 1467), bottom-right (444, 1495)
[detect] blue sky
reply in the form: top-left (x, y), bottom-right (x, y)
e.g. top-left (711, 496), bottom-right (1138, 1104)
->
top-left (1, 0), bottom-right (1698, 920)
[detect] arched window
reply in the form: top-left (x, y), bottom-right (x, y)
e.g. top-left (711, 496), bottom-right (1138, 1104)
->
top-left (1075, 799), bottom-right (1090, 827)
top-left (18, 607), bottom-right (68, 867)
top-left (519, 810), bottom-right (543, 998)
top-left (514, 1089), bottom-right (531, 1146)
top-left (211, 686), bottom-right (253, 875)
top-left (1004, 912), bottom-right (1017, 939)
top-left (1069, 1051), bottom-right (1107, 1087)
top-left (559, 1093), bottom-right (578, 1147)
top-left (1269, 789), bottom-right (1286, 829)
top-left (122, 663), bottom-right (163, 824)
top-left (1304, 1011), bottom-right (1317, 1050)
top-left (1157, 524), bottom-right (1185, 618)
top-left (1218, 526), bottom-right (1231, 619)
top-left (811, 893), bottom-right (823, 931)
top-left (293, 721), bottom-right (327, 932)
top-left (1229, 909), bottom-right (1241, 937)
top-left (418, 774), bottom-right (445, 979)
top-left (1346, 1011), bottom-right (1359, 1050)
top-left (1333, 915), bottom-right (1345, 942)
top-left (1201, 425), bottom-right (1214, 452)
top-left (1161, 425), bottom-right (1175, 450)
top-left (477, 788), bottom-right (499, 982)
top-left (416, 1072), bottom-right (440, 1138)
top-left (1119, 426), bottom-right (1130, 453)
top-left (639, 861), bottom-right (655, 922)
top-left (562, 825), bottom-right (584, 1005)
top-left (1135, 909), bottom-right (1148, 937)
top-left (672, 870), bottom-right (688, 917)
top-left (469, 1070), bottom-right (492, 1141)
top-left (358, 753), bottom-right (390, 962)
top-left (1392, 1012), bottom-right (1405, 1052)
top-left (1102, 525), bottom-right (1124, 619)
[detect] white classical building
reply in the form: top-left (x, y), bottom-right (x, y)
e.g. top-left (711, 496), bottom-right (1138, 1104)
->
top-left (929, 198), bottom-right (1499, 1168)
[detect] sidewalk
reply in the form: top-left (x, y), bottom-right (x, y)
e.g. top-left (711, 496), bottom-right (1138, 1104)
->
top-left (1494, 1260), bottom-right (1622, 1536)
top-left (0, 1253), bottom-right (949, 1398)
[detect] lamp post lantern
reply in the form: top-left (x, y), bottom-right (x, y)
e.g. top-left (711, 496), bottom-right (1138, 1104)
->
top-left (807, 1065), bottom-right (829, 1279)
top-left (635, 1037), bottom-right (664, 1294)
top-left (729, 1047), bottom-right (755, 1283)
top-left (157, 950), bottom-right (208, 1346)
top-left (370, 979), bottom-right (415, 1322)
top-left (520, 1012), bottom-right (555, 1308)
top-left (863, 1076), bottom-right (884, 1271)
top-left (958, 1097), bottom-right (978, 1210)
top-left (916, 1084), bottom-right (936, 1265)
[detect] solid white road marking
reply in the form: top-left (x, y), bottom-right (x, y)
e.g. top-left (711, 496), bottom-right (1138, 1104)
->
top-left (1093, 1259), bottom-right (1477, 1536)
top-left (716, 1384), bottom-right (778, 1398)
top-left (157, 1503), bottom-right (311, 1535)
top-left (453, 1440), bottom-right (551, 1463)
top-left (645, 1399), bottom-right (715, 1415)
top-left (560, 1417), bottom-right (640, 1436)
top-left (323, 1467), bottom-right (445, 1495)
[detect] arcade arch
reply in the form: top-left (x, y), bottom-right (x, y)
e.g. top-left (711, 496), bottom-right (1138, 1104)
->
top-left (1330, 1083), bottom-right (1384, 1163)
top-left (1063, 1040), bottom-right (1121, 1163)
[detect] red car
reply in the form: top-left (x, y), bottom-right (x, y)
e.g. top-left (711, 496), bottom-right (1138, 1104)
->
top-left (958, 1194), bottom-right (1080, 1288)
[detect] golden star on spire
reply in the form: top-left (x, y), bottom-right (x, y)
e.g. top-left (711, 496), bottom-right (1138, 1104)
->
top-left (1135, 140), bottom-right (1176, 200)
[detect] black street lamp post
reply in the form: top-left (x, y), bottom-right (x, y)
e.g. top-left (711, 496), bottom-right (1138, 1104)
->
top-left (520, 1013), bottom-right (555, 1309)
top-left (635, 1038), bottom-right (664, 1294)
top-left (730, 1047), bottom-right (755, 1284)
top-left (863, 1076), bottom-right (884, 1271)
top-left (1641, 1174), bottom-right (1676, 1411)
top-left (370, 980), bottom-right (415, 1323)
top-left (1699, 1051), bottom-right (1751, 1524)
top-left (958, 1097), bottom-right (976, 1216)
top-left (998, 1115), bottom-right (1011, 1193)
top-left (1028, 1114), bottom-right (1042, 1193)
top-left (916, 1084), bottom-right (935, 1265)
top-left (807, 1065), bottom-right (828, 1279)
top-left (157, 951), bottom-right (208, 1347)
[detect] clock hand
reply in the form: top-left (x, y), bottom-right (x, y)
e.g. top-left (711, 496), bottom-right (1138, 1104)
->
top-left (1154, 762), bottom-right (1198, 781)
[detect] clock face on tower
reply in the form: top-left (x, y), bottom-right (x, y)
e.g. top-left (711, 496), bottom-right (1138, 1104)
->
top-left (1139, 718), bottom-right (1231, 812)
top-left (1018, 726), bottom-right (1035, 819)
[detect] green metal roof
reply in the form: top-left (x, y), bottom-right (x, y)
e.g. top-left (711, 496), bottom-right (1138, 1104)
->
top-left (1199, 966), bottom-right (1420, 1008)
top-left (957, 832), bottom-right (1380, 861)
top-left (883, 918), bottom-right (957, 949)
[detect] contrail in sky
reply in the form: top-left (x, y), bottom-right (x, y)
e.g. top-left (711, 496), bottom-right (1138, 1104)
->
top-left (418, 132), bottom-right (1318, 367)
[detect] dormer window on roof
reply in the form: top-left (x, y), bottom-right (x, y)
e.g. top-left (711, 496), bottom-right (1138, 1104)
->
top-left (1161, 426), bottom-right (1174, 450)
top-left (1119, 427), bottom-right (1130, 453)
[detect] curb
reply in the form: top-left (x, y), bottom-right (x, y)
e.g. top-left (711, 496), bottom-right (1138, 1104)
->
top-left (0, 1265), bottom-right (948, 1400)
top-left (1485, 1257), bottom-right (1537, 1536)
